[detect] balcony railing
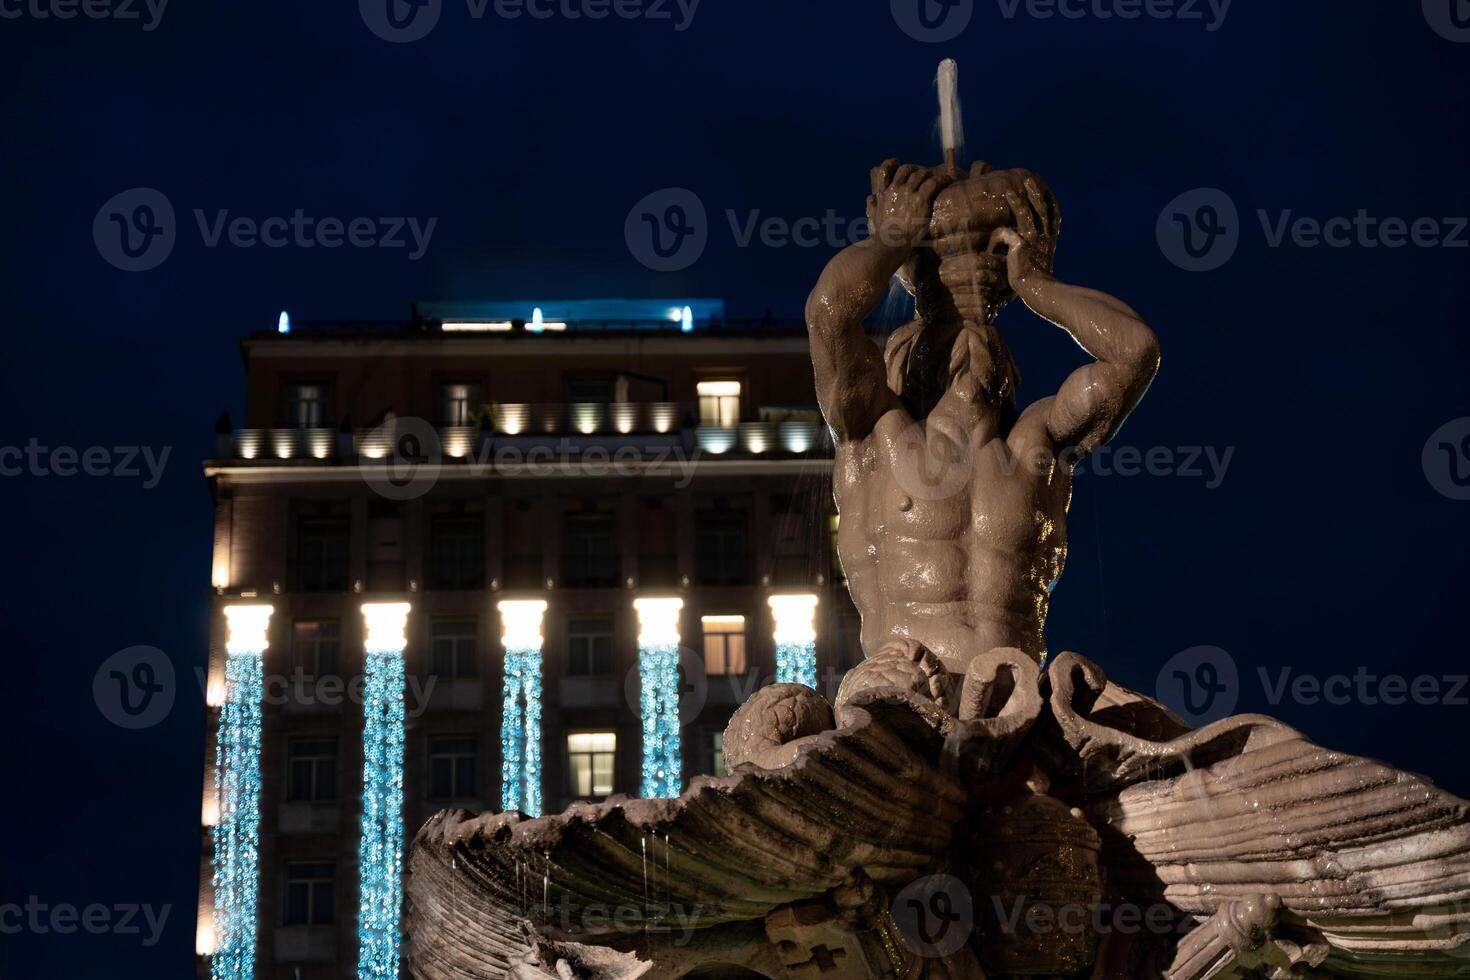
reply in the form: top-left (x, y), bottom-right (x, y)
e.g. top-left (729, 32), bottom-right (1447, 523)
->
top-left (219, 403), bottom-right (829, 463)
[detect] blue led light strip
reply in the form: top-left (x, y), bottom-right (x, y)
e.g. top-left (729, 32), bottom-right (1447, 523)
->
top-left (357, 606), bottom-right (408, 980)
top-left (211, 617), bottom-right (267, 980)
top-left (500, 647), bottom-right (543, 817)
top-left (775, 641), bottom-right (817, 690)
top-left (638, 642), bottom-right (681, 798)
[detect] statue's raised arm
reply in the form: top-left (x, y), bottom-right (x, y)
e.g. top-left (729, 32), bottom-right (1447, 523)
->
top-left (805, 160), bottom-right (951, 441)
top-left (994, 176), bottom-right (1160, 456)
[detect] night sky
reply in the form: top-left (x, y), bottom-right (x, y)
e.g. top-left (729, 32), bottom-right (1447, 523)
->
top-left (2, 2), bottom-right (1469, 976)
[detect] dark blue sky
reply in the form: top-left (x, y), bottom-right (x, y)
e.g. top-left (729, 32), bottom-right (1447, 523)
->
top-left (2, 2), bottom-right (1469, 976)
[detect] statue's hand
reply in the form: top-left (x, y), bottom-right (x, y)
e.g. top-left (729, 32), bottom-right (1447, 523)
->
top-left (990, 176), bottom-right (1059, 291)
top-left (866, 159), bottom-right (951, 248)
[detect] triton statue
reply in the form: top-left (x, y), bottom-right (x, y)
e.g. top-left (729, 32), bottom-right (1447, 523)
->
top-left (405, 63), bottom-right (1470, 980)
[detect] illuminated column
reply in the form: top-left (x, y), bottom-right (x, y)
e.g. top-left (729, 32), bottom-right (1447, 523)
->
top-left (211, 604), bottom-right (272, 980)
top-left (769, 594), bottom-right (819, 690)
top-left (497, 599), bottom-right (548, 817)
top-left (357, 602), bottom-right (411, 980)
top-left (634, 597), bottom-right (683, 798)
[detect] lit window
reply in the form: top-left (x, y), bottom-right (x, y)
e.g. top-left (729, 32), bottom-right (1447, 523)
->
top-left (284, 863), bottom-right (335, 927)
top-left (567, 732), bottom-right (616, 797)
top-left (709, 731), bottom-right (726, 777)
top-left (428, 736), bottom-right (479, 799)
top-left (430, 619), bottom-right (478, 679)
top-left (287, 738), bottom-right (338, 803)
top-left (287, 384), bottom-right (329, 429)
top-left (440, 383), bottom-right (482, 426)
top-left (696, 380), bottom-right (741, 427)
top-left (701, 615), bottom-right (747, 676)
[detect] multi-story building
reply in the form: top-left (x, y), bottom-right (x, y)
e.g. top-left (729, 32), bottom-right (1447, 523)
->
top-left (194, 299), bottom-right (861, 980)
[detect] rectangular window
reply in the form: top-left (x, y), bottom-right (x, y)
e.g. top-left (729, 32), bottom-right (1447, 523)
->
top-left (696, 380), bottom-right (741, 427)
top-left (296, 517), bottom-right (349, 592)
top-left (709, 731), bottom-right (727, 777)
top-left (287, 384), bottom-right (329, 429)
top-left (430, 619), bottom-right (479, 679)
top-left (284, 862), bottom-right (334, 926)
top-left (700, 615), bottom-right (747, 676)
top-left (440, 383), bottom-right (482, 426)
top-left (429, 515), bottom-right (484, 590)
top-left (695, 512), bottom-right (749, 585)
top-left (565, 378), bottom-right (614, 403)
top-left (291, 620), bottom-right (341, 677)
top-left (567, 731), bottom-right (616, 798)
top-left (428, 736), bottom-right (479, 799)
top-left (287, 738), bottom-right (338, 803)
top-left (566, 617), bottom-right (614, 676)
top-left (562, 514), bottom-right (618, 588)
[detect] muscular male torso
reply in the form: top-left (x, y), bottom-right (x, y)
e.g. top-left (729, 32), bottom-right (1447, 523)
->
top-left (833, 332), bottom-right (1071, 671)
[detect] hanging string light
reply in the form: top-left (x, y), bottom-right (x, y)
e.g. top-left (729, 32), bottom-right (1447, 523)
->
top-left (497, 600), bottom-right (548, 816)
top-left (769, 594), bottom-right (819, 690)
top-left (634, 597), bottom-right (684, 798)
top-left (357, 602), bottom-right (411, 980)
top-left (211, 604), bottom-right (273, 980)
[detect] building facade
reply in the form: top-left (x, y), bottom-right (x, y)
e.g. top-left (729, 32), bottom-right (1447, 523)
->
top-left (195, 300), bottom-right (861, 979)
